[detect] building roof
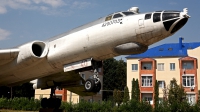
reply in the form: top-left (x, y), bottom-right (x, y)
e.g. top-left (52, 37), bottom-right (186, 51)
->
top-left (126, 38), bottom-right (200, 59)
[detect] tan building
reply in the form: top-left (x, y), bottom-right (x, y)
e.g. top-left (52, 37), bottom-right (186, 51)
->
top-left (126, 38), bottom-right (200, 105)
top-left (35, 69), bottom-right (103, 103)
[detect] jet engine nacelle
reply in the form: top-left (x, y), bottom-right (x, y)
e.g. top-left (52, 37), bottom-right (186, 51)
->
top-left (17, 41), bottom-right (48, 65)
top-left (114, 42), bottom-right (148, 55)
top-left (32, 80), bottom-right (55, 89)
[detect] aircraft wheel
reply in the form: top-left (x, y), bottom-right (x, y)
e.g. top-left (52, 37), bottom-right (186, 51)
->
top-left (94, 81), bottom-right (101, 92)
top-left (85, 79), bottom-right (95, 92)
top-left (41, 98), bottom-right (48, 108)
top-left (55, 98), bottom-right (61, 109)
top-left (48, 98), bottom-right (55, 108)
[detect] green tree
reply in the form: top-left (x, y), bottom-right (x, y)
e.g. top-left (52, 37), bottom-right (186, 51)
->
top-left (135, 79), bottom-right (140, 101)
top-left (113, 89), bottom-right (117, 105)
top-left (168, 78), bottom-right (190, 112)
top-left (131, 78), bottom-right (136, 100)
top-left (103, 58), bottom-right (126, 100)
top-left (13, 82), bottom-right (35, 98)
top-left (113, 89), bottom-right (123, 107)
top-left (123, 86), bottom-right (130, 104)
top-left (197, 90), bottom-right (200, 106)
top-left (154, 80), bottom-right (159, 112)
top-left (116, 90), bottom-right (123, 107)
top-left (131, 78), bottom-right (140, 101)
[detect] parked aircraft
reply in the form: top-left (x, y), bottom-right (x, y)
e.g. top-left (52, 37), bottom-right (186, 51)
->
top-left (0, 7), bottom-right (190, 108)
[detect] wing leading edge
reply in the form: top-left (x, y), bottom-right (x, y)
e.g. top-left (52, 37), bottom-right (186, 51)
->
top-left (0, 48), bottom-right (19, 65)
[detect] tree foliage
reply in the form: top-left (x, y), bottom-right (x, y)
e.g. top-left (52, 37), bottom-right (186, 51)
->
top-left (131, 78), bottom-right (140, 101)
top-left (154, 80), bottom-right (159, 111)
top-left (135, 79), bottom-right (140, 101)
top-left (103, 58), bottom-right (126, 100)
top-left (131, 78), bottom-right (135, 100)
top-left (0, 83), bottom-right (34, 99)
top-left (123, 86), bottom-right (130, 104)
top-left (167, 78), bottom-right (189, 112)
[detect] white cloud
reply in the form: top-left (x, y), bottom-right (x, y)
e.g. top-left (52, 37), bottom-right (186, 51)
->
top-left (0, 0), bottom-right (93, 15)
top-left (0, 28), bottom-right (11, 41)
top-left (72, 1), bottom-right (91, 9)
top-left (32, 0), bottom-right (65, 8)
top-left (0, 6), bottom-right (7, 14)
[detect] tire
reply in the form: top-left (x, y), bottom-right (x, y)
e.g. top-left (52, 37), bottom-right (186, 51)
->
top-left (94, 81), bottom-right (101, 92)
top-left (55, 98), bottom-right (61, 109)
top-left (85, 79), bottom-right (95, 92)
top-left (41, 98), bottom-right (48, 108)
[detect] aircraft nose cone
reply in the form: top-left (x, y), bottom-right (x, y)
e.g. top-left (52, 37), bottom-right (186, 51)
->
top-left (170, 18), bottom-right (188, 34)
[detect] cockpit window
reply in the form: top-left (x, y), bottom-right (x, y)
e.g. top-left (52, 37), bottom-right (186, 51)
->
top-left (162, 13), bottom-right (180, 21)
top-left (122, 12), bottom-right (134, 16)
top-left (113, 13), bottom-right (123, 19)
top-left (153, 13), bottom-right (161, 22)
top-left (105, 15), bottom-right (112, 21)
top-left (145, 13), bottom-right (152, 20)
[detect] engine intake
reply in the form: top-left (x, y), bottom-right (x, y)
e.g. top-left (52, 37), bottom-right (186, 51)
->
top-left (17, 41), bottom-right (48, 65)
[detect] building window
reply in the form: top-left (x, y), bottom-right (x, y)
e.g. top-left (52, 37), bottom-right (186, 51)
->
top-left (98, 68), bottom-right (102, 72)
top-left (186, 94), bottom-right (196, 105)
top-left (182, 76), bottom-right (194, 87)
top-left (170, 63), bottom-right (175, 71)
top-left (158, 81), bottom-right (165, 88)
top-left (88, 99), bottom-right (93, 102)
top-left (142, 62), bottom-right (152, 70)
top-left (144, 97), bottom-right (153, 104)
top-left (182, 61), bottom-right (194, 69)
top-left (142, 93), bottom-right (153, 104)
top-left (158, 63), bottom-right (164, 71)
top-left (142, 76), bottom-right (152, 87)
top-left (132, 64), bottom-right (138, 71)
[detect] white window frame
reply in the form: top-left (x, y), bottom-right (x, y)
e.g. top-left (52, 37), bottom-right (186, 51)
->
top-left (142, 76), bottom-right (152, 87)
top-left (98, 68), bottom-right (102, 72)
top-left (132, 64), bottom-right (138, 71)
top-left (170, 63), bottom-right (175, 71)
top-left (186, 94), bottom-right (196, 105)
top-left (158, 81), bottom-right (165, 88)
top-left (182, 75), bottom-right (195, 87)
top-left (157, 63), bottom-right (164, 71)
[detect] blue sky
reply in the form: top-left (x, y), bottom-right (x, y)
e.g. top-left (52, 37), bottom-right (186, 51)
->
top-left (0, 0), bottom-right (199, 60)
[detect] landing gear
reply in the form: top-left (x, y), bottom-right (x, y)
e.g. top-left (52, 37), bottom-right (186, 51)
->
top-left (85, 79), bottom-right (95, 91)
top-left (40, 87), bottom-right (62, 111)
top-left (84, 69), bottom-right (101, 92)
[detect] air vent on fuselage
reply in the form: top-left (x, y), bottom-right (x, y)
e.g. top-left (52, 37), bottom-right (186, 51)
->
top-left (32, 44), bottom-right (43, 57)
top-left (31, 41), bottom-right (47, 57)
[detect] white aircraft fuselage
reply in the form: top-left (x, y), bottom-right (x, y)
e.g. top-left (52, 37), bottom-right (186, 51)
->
top-left (0, 7), bottom-right (190, 94)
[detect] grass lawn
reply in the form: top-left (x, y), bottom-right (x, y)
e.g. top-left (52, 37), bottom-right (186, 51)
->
top-left (0, 110), bottom-right (37, 112)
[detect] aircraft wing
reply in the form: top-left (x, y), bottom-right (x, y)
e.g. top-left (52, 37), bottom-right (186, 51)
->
top-left (32, 70), bottom-right (96, 96)
top-left (65, 85), bottom-right (96, 96)
top-left (0, 48), bottom-right (19, 65)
